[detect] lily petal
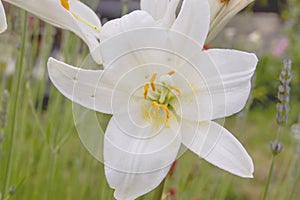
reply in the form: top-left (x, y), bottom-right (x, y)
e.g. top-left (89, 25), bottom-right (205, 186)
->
top-left (105, 166), bottom-right (171, 200)
top-left (100, 10), bottom-right (157, 42)
top-left (207, 0), bottom-right (254, 42)
top-left (5, 0), bottom-right (101, 63)
top-left (181, 120), bottom-right (254, 178)
top-left (140, 0), bottom-right (169, 21)
top-left (205, 49), bottom-right (258, 118)
top-left (47, 57), bottom-right (113, 114)
top-left (172, 49), bottom-right (257, 121)
top-left (171, 0), bottom-right (210, 47)
top-left (104, 116), bottom-right (181, 199)
top-left (0, 1), bottom-right (7, 33)
top-left (160, 0), bottom-right (180, 28)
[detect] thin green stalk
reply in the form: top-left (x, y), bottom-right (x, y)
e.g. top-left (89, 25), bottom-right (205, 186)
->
top-left (288, 158), bottom-right (300, 200)
top-left (262, 125), bottom-right (284, 200)
top-left (262, 154), bottom-right (276, 200)
top-left (121, 0), bottom-right (129, 16)
top-left (153, 178), bottom-right (166, 200)
top-left (2, 11), bottom-right (27, 197)
top-left (46, 151), bottom-right (57, 200)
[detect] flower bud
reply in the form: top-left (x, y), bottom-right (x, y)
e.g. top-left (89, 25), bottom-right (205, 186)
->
top-left (207, 0), bottom-right (254, 42)
top-left (270, 141), bottom-right (283, 156)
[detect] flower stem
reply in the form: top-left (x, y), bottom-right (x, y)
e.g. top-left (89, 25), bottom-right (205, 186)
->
top-left (262, 154), bottom-right (276, 200)
top-left (121, 0), bottom-right (129, 16)
top-left (153, 178), bottom-right (166, 200)
top-left (2, 11), bottom-right (27, 197)
top-left (288, 162), bottom-right (300, 200)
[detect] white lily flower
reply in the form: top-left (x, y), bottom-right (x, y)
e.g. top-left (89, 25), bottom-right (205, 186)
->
top-left (1, 0), bottom-right (102, 63)
top-left (48, 0), bottom-right (257, 199)
top-left (207, 0), bottom-right (255, 42)
top-left (0, 1), bottom-right (7, 33)
top-left (140, 0), bottom-right (254, 42)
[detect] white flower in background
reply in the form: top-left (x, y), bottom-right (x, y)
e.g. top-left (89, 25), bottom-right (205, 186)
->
top-left (208, 0), bottom-right (254, 42)
top-left (0, 0), bottom-right (101, 63)
top-left (48, 0), bottom-right (257, 199)
top-left (140, 0), bottom-right (254, 43)
top-left (0, 1), bottom-right (7, 33)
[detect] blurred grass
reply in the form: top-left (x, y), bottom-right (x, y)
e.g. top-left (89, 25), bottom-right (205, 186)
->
top-left (0, 2), bottom-right (300, 200)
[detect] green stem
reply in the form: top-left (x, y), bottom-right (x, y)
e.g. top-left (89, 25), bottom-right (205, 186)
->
top-left (262, 125), bottom-right (284, 200)
top-left (2, 11), bottom-right (27, 197)
top-left (121, 0), bottom-right (129, 16)
top-left (288, 158), bottom-right (300, 200)
top-left (262, 154), bottom-right (276, 200)
top-left (46, 151), bottom-right (57, 200)
top-left (153, 178), bottom-right (166, 200)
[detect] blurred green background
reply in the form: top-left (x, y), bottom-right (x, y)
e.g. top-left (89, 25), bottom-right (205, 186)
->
top-left (0, 0), bottom-right (300, 199)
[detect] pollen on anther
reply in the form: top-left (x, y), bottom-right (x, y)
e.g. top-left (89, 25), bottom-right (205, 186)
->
top-left (152, 101), bottom-right (159, 114)
top-left (168, 70), bottom-right (175, 76)
top-left (144, 84), bottom-right (149, 99)
top-left (61, 0), bottom-right (70, 10)
top-left (160, 104), bottom-right (170, 120)
top-left (220, 0), bottom-right (230, 4)
top-left (150, 73), bottom-right (157, 91)
top-left (169, 86), bottom-right (181, 96)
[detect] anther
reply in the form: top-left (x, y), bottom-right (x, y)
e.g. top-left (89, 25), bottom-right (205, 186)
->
top-left (160, 104), bottom-right (170, 120)
top-left (168, 70), bottom-right (175, 76)
top-left (152, 101), bottom-right (159, 114)
top-left (61, 0), bottom-right (70, 10)
top-left (150, 73), bottom-right (157, 91)
top-left (169, 86), bottom-right (181, 96)
top-left (220, 0), bottom-right (230, 4)
top-left (144, 84), bottom-right (149, 99)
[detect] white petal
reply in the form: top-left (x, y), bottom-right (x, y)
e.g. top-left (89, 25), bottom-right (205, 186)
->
top-left (100, 27), bottom-right (203, 70)
top-left (205, 49), bottom-right (258, 117)
top-left (5, 0), bottom-right (101, 63)
top-left (159, 0), bottom-right (180, 28)
top-left (104, 116), bottom-right (181, 199)
top-left (171, 0), bottom-right (210, 47)
top-left (100, 10), bottom-right (157, 42)
top-left (104, 116), bottom-right (181, 173)
top-left (105, 166), bottom-right (171, 200)
top-left (171, 49), bottom-right (258, 121)
top-left (47, 57), bottom-right (113, 114)
top-left (0, 1), bottom-right (7, 33)
top-left (181, 120), bottom-right (254, 178)
top-left (207, 0), bottom-right (254, 42)
top-left (140, 0), bottom-right (169, 20)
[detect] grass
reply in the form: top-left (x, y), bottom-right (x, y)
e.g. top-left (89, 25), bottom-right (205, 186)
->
top-left (0, 5), bottom-right (300, 200)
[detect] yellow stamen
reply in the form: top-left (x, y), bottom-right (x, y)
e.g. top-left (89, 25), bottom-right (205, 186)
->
top-left (71, 12), bottom-right (101, 32)
top-left (152, 101), bottom-right (159, 114)
top-left (144, 84), bottom-right (149, 99)
top-left (151, 102), bottom-right (170, 120)
top-left (169, 86), bottom-right (181, 96)
top-left (159, 104), bottom-right (170, 120)
top-left (150, 73), bottom-right (157, 91)
top-left (61, 0), bottom-right (70, 10)
top-left (220, 0), bottom-right (230, 4)
top-left (168, 70), bottom-right (175, 76)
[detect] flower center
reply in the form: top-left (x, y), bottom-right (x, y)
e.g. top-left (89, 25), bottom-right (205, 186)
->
top-left (60, 0), bottom-right (100, 32)
top-left (143, 70), bottom-right (181, 122)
